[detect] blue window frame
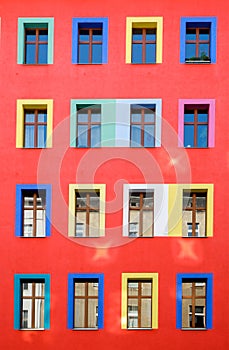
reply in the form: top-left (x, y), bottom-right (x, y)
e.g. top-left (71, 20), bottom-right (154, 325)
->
top-left (72, 18), bottom-right (108, 64)
top-left (68, 273), bottom-right (104, 329)
top-left (15, 184), bottom-right (52, 237)
top-left (180, 17), bottom-right (217, 63)
top-left (14, 274), bottom-right (50, 330)
top-left (176, 273), bottom-right (213, 329)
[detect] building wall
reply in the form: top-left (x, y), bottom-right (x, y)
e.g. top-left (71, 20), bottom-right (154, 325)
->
top-left (0, 0), bottom-right (228, 349)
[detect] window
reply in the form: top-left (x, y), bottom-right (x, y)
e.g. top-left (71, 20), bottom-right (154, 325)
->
top-left (76, 105), bottom-right (101, 147)
top-left (17, 18), bottom-right (54, 64)
top-left (180, 17), bottom-right (217, 64)
top-left (116, 99), bottom-right (162, 147)
top-left (14, 274), bottom-right (50, 330)
top-left (121, 273), bottom-right (158, 329)
top-left (16, 99), bottom-right (53, 148)
top-left (176, 274), bottom-right (213, 330)
top-left (182, 191), bottom-right (207, 237)
top-left (178, 99), bottom-right (215, 148)
top-left (68, 184), bottom-right (105, 237)
top-left (184, 105), bottom-right (208, 148)
top-left (130, 104), bottom-right (155, 147)
top-left (72, 18), bottom-right (108, 64)
top-left (128, 191), bottom-right (154, 237)
top-left (15, 185), bottom-right (51, 237)
top-left (68, 274), bottom-right (104, 329)
top-left (126, 17), bottom-right (163, 64)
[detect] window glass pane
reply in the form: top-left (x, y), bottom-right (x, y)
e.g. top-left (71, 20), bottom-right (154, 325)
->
top-left (128, 282), bottom-right (138, 295)
top-left (144, 110), bottom-right (155, 122)
top-left (131, 110), bottom-right (141, 123)
top-left (197, 125), bottom-right (208, 147)
top-left (92, 30), bottom-right (102, 42)
top-left (132, 44), bottom-right (142, 63)
top-left (131, 125), bottom-right (141, 146)
top-left (141, 299), bottom-right (151, 327)
top-left (38, 44), bottom-right (48, 64)
top-left (196, 194), bottom-right (206, 208)
top-left (74, 299), bottom-right (85, 327)
top-left (25, 44), bottom-right (36, 64)
top-left (79, 30), bottom-right (89, 41)
top-left (89, 193), bottom-right (100, 209)
top-left (184, 112), bottom-right (194, 122)
top-left (92, 44), bottom-right (102, 63)
top-left (35, 283), bottom-right (44, 296)
top-left (39, 30), bottom-right (48, 41)
top-left (184, 125), bottom-right (194, 147)
top-left (75, 282), bottom-right (85, 296)
top-left (198, 111), bottom-right (208, 122)
top-left (91, 108), bottom-right (101, 122)
top-left (91, 125), bottom-right (101, 147)
top-left (38, 111), bottom-right (47, 123)
top-left (78, 44), bottom-right (89, 64)
top-left (77, 125), bottom-right (88, 147)
top-left (144, 125), bottom-right (155, 147)
top-left (199, 29), bottom-right (210, 41)
top-left (89, 212), bottom-right (100, 237)
top-left (141, 282), bottom-right (152, 296)
top-left (142, 210), bottom-right (153, 236)
top-left (25, 30), bottom-right (36, 42)
top-left (24, 125), bottom-right (34, 147)
top-left (185, 43), bottom-right (196, 59)
top-left (146, 29), bottom-right (156, 41)
top-left (37, 125), bottom-right (47, 148)
top-left (145, 43), bottom-right (156, 63)
top-left (76, 212), bottom-right (86, 236)
top-left (22, 299), bottom-right (32, 328)
top-left (199, 43), bottom-right (209, 57)
top-left (88, 282), bottom-right (98, 296)
top-left (132, 29), bottom-right (142, 41)
top-left (36, 209), bottom-right (46, 236)
top-left (78, 110), bottom-right (88, 122)
top-left (35, 299), bottom-right (44, 328)
top-left (22, 282), bottom-right (33, 296)
top-left (186, 29), bottom-right (196, 41)
top-left (25, 111), bottom-right (35, 123)
top-left (128, 299), bottom-right (138, 328)
top-left (88, 299), bottom-right (98, 328)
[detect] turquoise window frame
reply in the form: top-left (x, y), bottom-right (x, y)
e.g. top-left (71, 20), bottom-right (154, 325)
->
top-left (176, 273), bottom-right (213, 329)
top-left (67, 273), bottom-right (104, 329)
top-left (70, 99), bottom-right (116, 147)
top-left (15, 184), bottom-right (52, 237)
top-left (180, 17), bottom-right (217, 63)
top-left (72, 18), bottom-right (108, 64)
top-left (17, 18), bottom-right (54, 64)
top-left (14, 274), bottom-right (51, 329)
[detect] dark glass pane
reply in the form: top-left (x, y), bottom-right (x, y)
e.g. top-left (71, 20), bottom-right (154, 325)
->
top-left (79, 30), bottom-right (89, 41)
top-left (38, 125), bottom-right (47, 148)
top-left (144, 125), bottom-right (155, 147)
top-left (77, 125), bottom-right (88, 147)
top-left (146, 29), bottom-right (156, 41)
top-left (78, 44), bottom-right (89, 63)
top-left (91, 108), bottom-right (101, 122)
top-left (198, 44), bottom-right (209, 57)
top-left (38, 44), bottom-right (48, 64)
top-left (198, 111), bottom-right (208, 122)
top-left (132, 29), bottom-right (142, 41)
top-left (78, 110), bottom-right (88, 122)
top-left (132, 44), bottom-right (142, 63)
top-left (25, 44), bottom-right (36, 64)
top-left (186, 29), bottom-right (196, 41)
top-left (146, 44), bottom-right (156, 63)
top-left (184, 112), bottom-right (194, 123)
top-left (25, 112), bottom-right (35, 123)
top-left (25, 30), bottom-right (36, 42)
top-left (25, 126), bottom-right (34, 148)
top-left (185, 43), bottom-right (196, 59)
top-left (199, 29), bottom-right (210, 41)
top-left (131, 126), bottom-right (141, 147)
top-left (38, 112), bottom-right (47, 123)
top-left (39, 30), bottom-right (48, 41)
top-left (197, 125), bottom-right (208, 147)
top-left (91, 125), bottom-right (101, 147)
top-left (184, 125), bottom-right (194, 147)
top-left (92, 30), bottom-right (102, 42)
top-left (92, 44), bottom-right (102, 63)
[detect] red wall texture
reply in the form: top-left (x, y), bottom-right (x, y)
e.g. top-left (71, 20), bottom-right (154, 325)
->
top-left (0, 0), bottom-right (228, 349)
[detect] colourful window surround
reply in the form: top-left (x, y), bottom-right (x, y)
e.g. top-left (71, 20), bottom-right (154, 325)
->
top-left (176, 273), bottom-right (213, 329)
top-left (70, 99), bottom-right (116, 147)
top-left (178, 99), bottom-right (215, 148)
top-left (16, 99), bottom-right (53, 148)
top-left (168, 184), bottom-right (214, 237)
top-left (116, 99), bottom-right (162, 147)
top-left (72, 18), bottom-right (108, 64)
top-left (15, 184), bottom-right (52, 237)
top-left (68, 184), bottom-right (106, 237)
top-left (180, 17), bottom-right (217, 64)
top-left (123, 184), bottom-right (168, 237)
top-left (17, 18), bottom-right (54, 64)
top-left (121, 273), bottom-right (158, 329)
top-left (126, 17), bottom-right (163, 64)
top-left (68, 273), bottom-right (104, 329)
top-left (14, 274), bottom-right (50, 330)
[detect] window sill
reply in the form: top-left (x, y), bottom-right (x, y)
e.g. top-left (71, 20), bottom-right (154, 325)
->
top-left (19, 236), bottom-right (47, 238)
top-left (181, 328), bottom-right (208, 331)
top-left (72, 328), bottom-right (98, 331)
top-left (182, 236), bottom-right (208, 238)
top-left (127, 328), bottom-right (153, 330)
top-left (20, 328), bottom-right (45, 331)
top-left (185, 60), bottom-right (211, 64)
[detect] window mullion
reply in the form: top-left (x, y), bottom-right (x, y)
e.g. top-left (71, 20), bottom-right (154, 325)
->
top-left (142, 29), bottom-right (146, 63)
top-left (88, 109), bottom-right (92, 147)
top-left (192, 193), bottom-right (197, 236)
top-left (89, 29), bottom-right (93, 63)
top-left (191, 282), bottom-right (196, 327)
top-left (31, 282), bottom-right (36, 328)
top-left (33, 192), bottom-right (37, 237)
top-left (141, 109), bottom-right (145, 146)
top-left (35, 29), bottom-right (39, 64)
top-left (85, 282), bottom-right (89, 328)
top-left (138, 282), bottom-right (142, 328)
top-left (86, 193), bottom-right (90, 236)
top-left (139, 193), bottom-right (144, 236)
